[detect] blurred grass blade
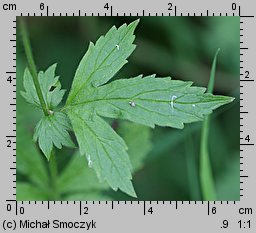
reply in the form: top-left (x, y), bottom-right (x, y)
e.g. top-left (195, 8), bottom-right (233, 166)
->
top-left (200, 49), bottom-right (220, 200)
top-left (207, 48), bottom-right (220, 93)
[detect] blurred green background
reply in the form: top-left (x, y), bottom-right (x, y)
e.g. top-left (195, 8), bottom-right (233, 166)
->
top-left (17, 17), bottom-right (240, 201)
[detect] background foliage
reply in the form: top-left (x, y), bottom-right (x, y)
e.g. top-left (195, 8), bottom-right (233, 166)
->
top-left (17, 17), bottom-right (240, 200)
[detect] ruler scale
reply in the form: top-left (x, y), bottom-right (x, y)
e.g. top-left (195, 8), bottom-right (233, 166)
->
top-left (1, 0), bottom-right (255, 232)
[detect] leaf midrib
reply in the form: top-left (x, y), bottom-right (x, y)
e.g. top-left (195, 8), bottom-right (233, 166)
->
top-left (67, 96), bottom-right (229, 108)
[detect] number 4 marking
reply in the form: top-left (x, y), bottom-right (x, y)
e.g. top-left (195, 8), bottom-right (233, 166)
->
top-left (245, 135), bottom-right (250, 142)
top-left (7, 76), bottom-right (12, 83)
top-left (148, 207), bottom-right (153, 214)
top-left (104, 3), bottom-right (109, 10)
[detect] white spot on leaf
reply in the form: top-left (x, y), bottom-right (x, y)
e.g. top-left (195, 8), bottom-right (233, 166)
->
top-left (87, 154), bottom-right (93, 168)
top-left (129, 101), bottom-right (136, 107)
top-left (192, 104), bottom-right (196, 107)
top-left (170, 95), bottom-right (177, 110)
top-left (115, 44), bottom-right (120, 50)
top-left (48, 110), bottom-right (54, 115)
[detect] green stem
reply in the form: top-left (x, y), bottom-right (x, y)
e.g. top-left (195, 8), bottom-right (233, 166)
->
top-left (49, 150), bottom-right (60, 200)
top-left (19, 17), bottom-right (59, 200)
top-left (19, 17), bottom-right (49, 116)
top-left (199, 49), bottom-right (220, 200)
top-left (200, 116), bottom-right (216, 200)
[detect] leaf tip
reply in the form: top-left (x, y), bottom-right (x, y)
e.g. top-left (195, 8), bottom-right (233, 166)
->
top-left (130, 191), bottom-right (137, 198)
top-left (228, 96), bottom-right (235, 103)
top-left (123, 181), bottom-right (137, 198)
top-left (129, 18), bottom-right (140, 29)
top-left (221, 95), bottom-right (235, 104)
top-left (134, 18), bottom-right (140, 24)
top-left (51, 63), bottom-right (58, 69)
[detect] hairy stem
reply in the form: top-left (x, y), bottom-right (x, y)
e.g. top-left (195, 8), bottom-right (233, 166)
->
top-left (200, 49), bottom-right (220, 200)
top-left (19, 17), bottom-right (49, 116)
top-left (49, 150), bottom-right (60, 200)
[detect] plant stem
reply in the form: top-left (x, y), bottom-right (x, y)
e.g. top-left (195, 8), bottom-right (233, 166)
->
top-left (200, 117), bottom-right (216, 200)
top-left (20, 17), bottom-right (59, 200)
top-left (19, 17), bottom-right (49, 116)
top-left (49, 150), bottom-right (60, 200)
top-left (199, 49), bottom-right (220, 200)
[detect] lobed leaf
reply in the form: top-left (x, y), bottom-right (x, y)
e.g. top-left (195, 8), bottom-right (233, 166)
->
top-left (67, 75), bottom-right (234, 129)
top-left (63, 20), bottom-right (234, 197)
top-left (66, 20), bottom-right (139, 105)
top-left (21, 64), bottom-right (65, 110)
top-left (20, 19), bottom-right (234, 198)
top-left (67, 110), bottom-right (137, 197)
top-left (33, 112), bottom-right (75, 160)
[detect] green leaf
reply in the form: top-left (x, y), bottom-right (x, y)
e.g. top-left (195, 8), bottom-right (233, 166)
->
top-left (66, 20), bottom-right (139, 105)
top-left (21, 64), bottom-right (74, 160)
top-left (67, 110), bottom-right (136, 197)
top-left (63, 20), bottom-right (234, 197)
top-left (33, 112), bottom-right (75, 160)
top-left (67, 75), bottom-right (234, 129)
top-left (58, 120), bottom-right (152, 199)
top-left (21, 64), bottom-right (65, 110)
